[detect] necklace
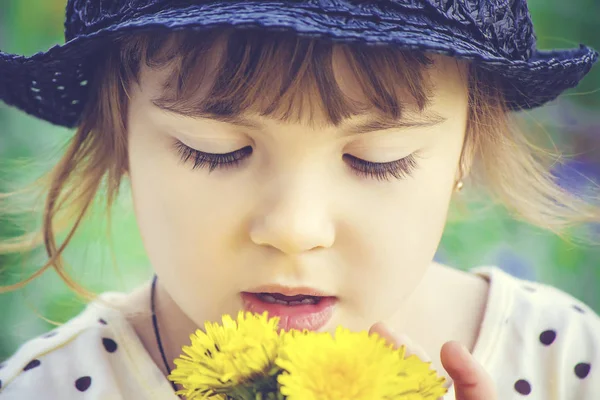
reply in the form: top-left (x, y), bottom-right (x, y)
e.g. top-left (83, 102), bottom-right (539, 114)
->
top-left (151, 274), bottom-right (181, 396)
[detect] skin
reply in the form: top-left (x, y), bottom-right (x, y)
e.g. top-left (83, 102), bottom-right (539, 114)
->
top-left (123, 43), bottom-right (497, 398)
top-left (370, 322), bottom-right (498, 400)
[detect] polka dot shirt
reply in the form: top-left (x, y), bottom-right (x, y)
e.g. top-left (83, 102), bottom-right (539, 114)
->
top-left (0, 293), bottom-right (179, 399)
top-left (444, 266), bottom-right (599, 399)
top-left (0, 267), bottom-right (597, 399)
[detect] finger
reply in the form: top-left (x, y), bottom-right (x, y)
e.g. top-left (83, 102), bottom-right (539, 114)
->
top-left (369, 322), bottom-right (432, 363)
top-left (440, 341), bottom-right (497, 400)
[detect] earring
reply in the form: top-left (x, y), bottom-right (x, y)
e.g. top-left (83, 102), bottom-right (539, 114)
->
top-left (455, 180), bottom-right (464, 192)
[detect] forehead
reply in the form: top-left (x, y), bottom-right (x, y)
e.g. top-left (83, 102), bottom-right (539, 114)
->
top-left (130, 31), bottom-right (469, 126)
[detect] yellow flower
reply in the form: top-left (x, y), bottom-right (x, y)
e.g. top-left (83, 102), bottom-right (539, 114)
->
top-left (276, 327), bottom-right (447, 400)
top-left (168, 311), bottom-right (282, 400)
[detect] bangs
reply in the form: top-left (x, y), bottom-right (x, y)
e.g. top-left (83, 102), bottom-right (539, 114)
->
top-left (118, 28), bottom-right (435, 127)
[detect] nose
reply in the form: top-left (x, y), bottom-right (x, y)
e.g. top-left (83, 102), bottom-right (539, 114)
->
top-left (249, 169), bottom-right (336, 255)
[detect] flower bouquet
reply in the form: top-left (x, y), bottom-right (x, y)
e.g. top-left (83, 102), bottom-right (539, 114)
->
top-left (168, 312), bottom-right (448, 400)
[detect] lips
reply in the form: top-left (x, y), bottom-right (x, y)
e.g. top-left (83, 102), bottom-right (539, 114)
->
top-left (240, 291), bottom-right (337, 331)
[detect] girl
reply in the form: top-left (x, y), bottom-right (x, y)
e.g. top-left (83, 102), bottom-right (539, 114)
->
top-left (0, 0), bottom-right (599, 399)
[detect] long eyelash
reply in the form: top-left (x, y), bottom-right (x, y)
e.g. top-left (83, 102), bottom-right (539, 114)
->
top-left (173, 139), bottom-right (418, 181)
top-left (343, 153), bottom-right (419, 181)
top-left (172, 140), bottom-right (252, 172)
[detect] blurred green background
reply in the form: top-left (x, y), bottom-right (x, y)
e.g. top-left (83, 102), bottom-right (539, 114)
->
top-left (1, 0), bottom-right (599, 361)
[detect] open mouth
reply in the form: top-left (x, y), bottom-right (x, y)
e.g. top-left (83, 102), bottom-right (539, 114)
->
top-left (240, 292), bottom-right (337, 331)
top-left (254, 293), bottom-right (322, 306)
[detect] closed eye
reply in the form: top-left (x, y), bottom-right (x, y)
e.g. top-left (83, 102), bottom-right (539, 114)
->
top-left (172, 140), bottom-right (252, 172)
top-left (343, 153), bottom-right (419, 181)
top-left (172, 140), bottom-right (419, 181)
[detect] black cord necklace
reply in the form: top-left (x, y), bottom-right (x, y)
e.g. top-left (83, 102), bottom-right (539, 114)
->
top-left (151, 274), bottom-right (181, 396)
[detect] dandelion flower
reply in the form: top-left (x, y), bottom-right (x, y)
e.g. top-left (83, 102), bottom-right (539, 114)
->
top-left (169, 311), bottom-right (282, 399)
top-left (276, 327), bottom-right (447, 400)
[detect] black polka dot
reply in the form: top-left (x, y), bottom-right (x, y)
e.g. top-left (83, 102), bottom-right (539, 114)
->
top-left (102, 338), bottom-right (118, 353)
top-left (43, 331), bottom-right (58, 339)
top-left (23, 359), bottom-right (41, 371)
top-left (75, 376), bottom-right (92, 392)
top-left (573, 305), bottom-right (585, 313)
top-left (539, 330), bottom-right (557, 346)
top-left (514, 379), bottom-right (531, 395)
top-left (0, 379), bottom-right (2, 389)
top-left (575, 363), bottom-right (591, 379)
top-left (98, 318), bottom-right (107, 325)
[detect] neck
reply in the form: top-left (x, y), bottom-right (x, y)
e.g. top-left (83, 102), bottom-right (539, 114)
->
top-left (121, 278), bottom-right (198, 379)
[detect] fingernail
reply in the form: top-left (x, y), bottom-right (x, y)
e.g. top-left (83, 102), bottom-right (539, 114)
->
top-left (371, 321), bottom-right (393, 334)
top-left (380, 322), bottom-right (396, 335)
top-left (458, 342), bottom-right (473, 363)
top-left (459, 342), bottom-right (470, 354)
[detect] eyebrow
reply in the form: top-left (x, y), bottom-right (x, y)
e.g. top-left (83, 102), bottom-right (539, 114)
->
top-left (152, 102), bottom-right (447, 135)
top-left (343, 114), bottom-right (447, 134)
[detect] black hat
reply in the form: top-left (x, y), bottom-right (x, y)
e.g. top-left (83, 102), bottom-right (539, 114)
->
top-left (0, 0), bottom-right (597, 128)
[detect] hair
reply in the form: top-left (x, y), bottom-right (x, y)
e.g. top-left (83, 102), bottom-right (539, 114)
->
top-left (1, 27), bottom-right (598, 300)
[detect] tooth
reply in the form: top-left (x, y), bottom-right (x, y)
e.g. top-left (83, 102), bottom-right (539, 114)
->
top-left (288, 298), bottom-right (316, 306)
top-left (260, 294), bottom-right (278, 303)
top-left (258, 293), bottom-right (320, 306)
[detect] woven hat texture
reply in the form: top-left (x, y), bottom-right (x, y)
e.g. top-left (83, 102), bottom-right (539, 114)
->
top-left (0, 0), bottom-right (597, 128)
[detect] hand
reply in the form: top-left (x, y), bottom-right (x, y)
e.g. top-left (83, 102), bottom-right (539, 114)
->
top-left (369, 322), bottom-right (497, 400)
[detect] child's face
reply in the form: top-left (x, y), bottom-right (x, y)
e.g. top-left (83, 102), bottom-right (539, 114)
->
top-left (126, 45), bottom-right (469, 332)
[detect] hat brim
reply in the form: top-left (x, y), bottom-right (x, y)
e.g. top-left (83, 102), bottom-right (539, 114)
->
top-left (0, 1), bottom-right (597, 127)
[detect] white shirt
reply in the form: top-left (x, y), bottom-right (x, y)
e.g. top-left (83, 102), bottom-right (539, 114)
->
top-left (0, 266), bottom-right (598, 399)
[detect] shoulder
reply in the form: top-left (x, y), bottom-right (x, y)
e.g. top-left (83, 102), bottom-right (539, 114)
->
top-left (0, 293), bottom-right (140, 399)
top-left (472, 266), bottom-right (600, 399)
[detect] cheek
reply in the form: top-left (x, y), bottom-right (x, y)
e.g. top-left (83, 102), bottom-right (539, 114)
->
top-left (127, 127), bottom-right (249, 318)
top-left (128, 127), bottom-right (238, 253)
top-left (343, 191), bottom-right (451, 318)
top-left (341, 145), bottom-right (460, 320)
